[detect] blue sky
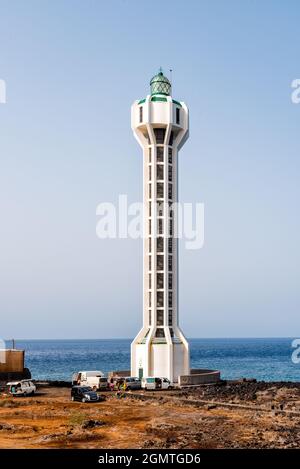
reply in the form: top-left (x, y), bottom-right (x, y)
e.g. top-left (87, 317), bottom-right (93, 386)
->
top-left (0, 0), bottom-right (299, 339)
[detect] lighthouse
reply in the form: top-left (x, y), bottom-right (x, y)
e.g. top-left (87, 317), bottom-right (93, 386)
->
top-left (131, 70), bottom-right (190, 383)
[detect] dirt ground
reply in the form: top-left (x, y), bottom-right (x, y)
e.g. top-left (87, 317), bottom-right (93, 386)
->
top-left (0, 382), bottom-right (300, 449)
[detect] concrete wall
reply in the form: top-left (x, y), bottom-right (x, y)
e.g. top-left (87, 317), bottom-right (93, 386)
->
top-left (178, 369), bottom-right (221, 387)
top-left (0, 350), bottom-right (24, 373)
top-left (190, 368), bottom-right (219, 375)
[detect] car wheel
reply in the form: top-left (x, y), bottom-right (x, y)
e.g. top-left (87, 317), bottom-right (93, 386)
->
top-left (81, 397), bottom-right (86, 403)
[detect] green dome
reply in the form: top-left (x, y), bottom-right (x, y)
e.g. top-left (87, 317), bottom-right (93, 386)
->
top-left (150, 70), bottom-right (171, 96)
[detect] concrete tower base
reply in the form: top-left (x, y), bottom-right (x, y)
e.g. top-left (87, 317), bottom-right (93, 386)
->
top-left (131, 326), bottom-right (190, 383)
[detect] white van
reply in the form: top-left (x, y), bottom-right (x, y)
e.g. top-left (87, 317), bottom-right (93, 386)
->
top-left (72, 371), bottom-right (105, 390)
top-left (7, 380), bottom-right (36, 396)
top-left (141, 377), bottom-right (172, 390)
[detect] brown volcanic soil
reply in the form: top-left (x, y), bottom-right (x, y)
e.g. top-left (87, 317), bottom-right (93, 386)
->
top-left (0, 382), bottom-right (300, 449)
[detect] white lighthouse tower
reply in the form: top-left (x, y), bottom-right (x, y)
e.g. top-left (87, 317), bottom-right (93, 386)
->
top-left (131, 70), bottom-right (190, 383)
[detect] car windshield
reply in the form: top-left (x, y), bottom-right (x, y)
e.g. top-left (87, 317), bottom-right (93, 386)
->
top-left (80, 387), bottom-right (92, 392)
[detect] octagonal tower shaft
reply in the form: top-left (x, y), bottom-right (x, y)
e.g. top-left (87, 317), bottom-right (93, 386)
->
top-left (131, 73), bottom-right (190, 383)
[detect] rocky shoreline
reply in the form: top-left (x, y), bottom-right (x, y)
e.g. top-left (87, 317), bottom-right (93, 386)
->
top-left (0, 379), bottom-right (300, 448)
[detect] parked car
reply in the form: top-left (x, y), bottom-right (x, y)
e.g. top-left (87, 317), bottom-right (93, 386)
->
top-left (112, 377), bottom-right (140, 391)
top-left (141, 377), bottom-right (172, 390)
top-left (71, 386), bottom-right (99, 403)
top-left (6, 380), bottom-right (36, 396)
top-left (123, 377), bottom-right (141, 390)
top-left (72, 370), bottom-right (104, 390)
top-left (98, 377), bottom-right (109, 390)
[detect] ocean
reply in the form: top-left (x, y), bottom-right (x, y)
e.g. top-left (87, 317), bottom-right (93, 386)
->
top-left (6, 338), bottom-right (300, 383)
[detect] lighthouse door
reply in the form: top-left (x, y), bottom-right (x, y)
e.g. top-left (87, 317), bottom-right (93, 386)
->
top-left (138, 368), bottom-right (143, 379)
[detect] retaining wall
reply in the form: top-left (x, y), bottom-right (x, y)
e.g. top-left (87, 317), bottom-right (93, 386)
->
top-left (179, 369), bottom-right (221, 386)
